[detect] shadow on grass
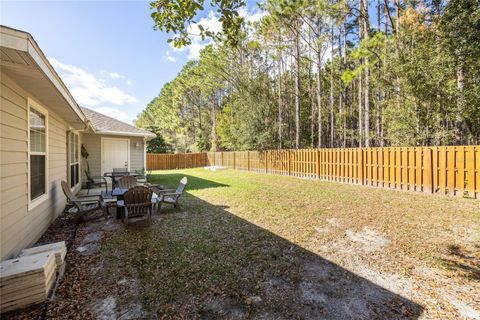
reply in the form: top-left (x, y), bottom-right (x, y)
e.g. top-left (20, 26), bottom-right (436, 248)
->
top-left (103, 176), bottom-right (424, 319)
top-left (439, 244), bottom-right (480, 281)
top-left (148, 172), bottom-right (229, 191)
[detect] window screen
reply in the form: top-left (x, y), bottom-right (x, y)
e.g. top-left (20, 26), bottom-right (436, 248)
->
top-left (29, 107), bottom-right (47, 201)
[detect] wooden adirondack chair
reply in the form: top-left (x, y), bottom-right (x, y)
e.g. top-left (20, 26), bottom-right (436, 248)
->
top-left (118, 186), bottom-right (153, 224)
top-left (110, 168), bottom-right (129, 188)
top-left (116, 176), bottom-right (137, 189)
top-left (61, 181), bottom-right (107, 220)
top-left (155, 177), bottom-right (188, 212)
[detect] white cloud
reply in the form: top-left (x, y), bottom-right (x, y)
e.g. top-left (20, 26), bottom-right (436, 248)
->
top-left (109, 72), bottom-right (122, 79)
top-left (108, 71), bottom-right (132, 85)
top-left (93, 106), bottom-right (135, 124)
top-left (165, 50), bottom-right (176, 62)
top-left (191, 11), bottom-right (223, 35)
top-left (239, 7), bottom-right (266, 24)
top-left (170, 11), bottom-right (223, 59)
top-left (168, 7), bottom-right (266, 60)
top-left (48, 58), bottom-right (137, 107)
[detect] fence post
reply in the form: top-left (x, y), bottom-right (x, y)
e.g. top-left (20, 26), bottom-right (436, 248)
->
top-left (316, 149), bottom-right (320, 179)
top-left (221, 152), bottom-right (224, 167)
top-left (247, 151), bottom-right (250, 171)
top-left (233, 151), bottom-right (236, 170)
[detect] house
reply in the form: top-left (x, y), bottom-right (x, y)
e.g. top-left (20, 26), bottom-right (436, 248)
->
top-left (0, 26), bottom-right (155, 260)
top-left (81, 107), bottom-right (154, 182)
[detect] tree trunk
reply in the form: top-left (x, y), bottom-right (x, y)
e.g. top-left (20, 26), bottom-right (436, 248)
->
top-left (361, 0), bottom-right (370, 147)
top-left (358, 9), bottom-right (363, 148)
top-left (394, 0), bottom-right (401, 112)
top-left (278, 49), bottom-right (284, 149)
top-left (395, 0), bottom-right (400, 32)
top-left (343, 17), bottom-right (349, 147)
top-left (338, 23), bottom-right (345, 148)
top-left (358, 72), bottom-right (363, 147)
top-left (455, 65), bottom-right (465, 144)
top-left (294, 25), bottom-right (301, 149)
top-left (210, 93), bottom-right (217, 151)
top-left (308, 27), bottom-right (315, 147)
top-left (317, 19), bottom-right (323, 148)
top-left (330, 22), bottom-right (335, 148)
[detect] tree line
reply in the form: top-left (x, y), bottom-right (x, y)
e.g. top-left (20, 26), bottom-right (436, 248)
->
top-left (138, 0), bottom-right (479, 153)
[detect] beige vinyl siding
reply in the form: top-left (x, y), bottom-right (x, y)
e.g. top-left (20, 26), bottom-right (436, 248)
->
top-left (81, 133), bottom-right (145, 181)
top-left (80, 133), bottom-right (101, 181)
top-left (129, 138), bottom-right (145, 171)
top-left (0, 74), bottom-right (72, 260)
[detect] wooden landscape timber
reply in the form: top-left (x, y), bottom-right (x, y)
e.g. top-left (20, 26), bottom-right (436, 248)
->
top-left (0, 252), bottom-right (56, 313)
top-left (147, 145), bottom-right (479, 198)
top-left (19, 241), bottom-right (67, 274)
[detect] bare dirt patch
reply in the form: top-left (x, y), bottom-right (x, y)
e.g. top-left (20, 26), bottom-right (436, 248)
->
top-left (345, 227), bottom-right (390, 252)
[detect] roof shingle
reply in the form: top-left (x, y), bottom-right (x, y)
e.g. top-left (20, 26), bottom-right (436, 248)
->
top-left (81, 107), bottom-right (155, 137)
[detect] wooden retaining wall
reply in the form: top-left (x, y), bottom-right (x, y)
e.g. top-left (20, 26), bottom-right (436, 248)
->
top-left (148, 146), bottom-right (480, 198)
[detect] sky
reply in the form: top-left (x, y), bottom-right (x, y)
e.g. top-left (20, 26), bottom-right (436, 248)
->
top-left (0, 0), bottom-right (263, 124)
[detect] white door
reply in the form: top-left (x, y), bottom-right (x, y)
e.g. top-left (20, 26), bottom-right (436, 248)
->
top-left (102, 138), bottom-right (129, 174)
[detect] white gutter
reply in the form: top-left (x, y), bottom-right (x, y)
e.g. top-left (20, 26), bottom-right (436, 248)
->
top-left (95, 130), bottom-right (156, 138)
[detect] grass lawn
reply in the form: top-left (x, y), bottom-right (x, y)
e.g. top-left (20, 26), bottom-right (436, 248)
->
top-left (99, 168), bottom-right (479, 319)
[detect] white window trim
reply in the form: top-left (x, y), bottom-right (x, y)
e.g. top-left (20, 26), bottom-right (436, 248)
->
top-left (100, 137), bottom-right (130, 175)
top-left (27, 97), bottom-right (49, 210)
top-left (68, 131), bottom-right (80, 189)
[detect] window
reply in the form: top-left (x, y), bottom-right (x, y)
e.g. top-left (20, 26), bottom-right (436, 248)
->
top-left (69, 132), bottom-right (80, 187)
top-left (28, 103), bottom-right (48, 204)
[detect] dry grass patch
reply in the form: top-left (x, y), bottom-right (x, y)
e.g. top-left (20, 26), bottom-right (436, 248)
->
top-left (98, 168), bottom-right (479, 319)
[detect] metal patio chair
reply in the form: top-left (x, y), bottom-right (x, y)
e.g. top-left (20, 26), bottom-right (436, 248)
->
top-left (85, 170), bottom-right (108, 194)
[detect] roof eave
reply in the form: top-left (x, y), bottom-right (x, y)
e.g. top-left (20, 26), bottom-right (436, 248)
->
top-left (26, 32), bottom-right (86, 124)
top-left (94, 130), bottom-right (156, 139)
top-left (0, 25), bottom-right (87, 126)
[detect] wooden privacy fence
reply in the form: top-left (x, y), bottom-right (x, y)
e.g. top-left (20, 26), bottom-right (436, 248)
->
top-left (206, 146), bottom-right (479, 198)
top-left (147, 146), bottom-right (479, 198)
top-left (147, 152), bottom-right (207, 170)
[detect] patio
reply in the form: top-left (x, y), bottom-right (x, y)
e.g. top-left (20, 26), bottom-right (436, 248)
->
top-left (4, 168), bottom-right (479, 319)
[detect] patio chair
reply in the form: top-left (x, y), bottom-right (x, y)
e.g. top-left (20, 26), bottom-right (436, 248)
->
top-left (111, 168), bottom-right (129, 188)
top-left (85, 170), bottom-right (108, 195)
top-left (117, 175), bottom-right (137, 189)
top-left (155, 177), bottom-right (188, 212)
top-left (135, 169), bottom-right (149, 185)
top-left (119, 186), bottom-right (153, 224)
top-left (61, 181), bottom-right (107, 220)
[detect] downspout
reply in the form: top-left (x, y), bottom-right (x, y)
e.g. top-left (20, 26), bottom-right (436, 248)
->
top-left (143, 137), bottom-right (147, 171)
